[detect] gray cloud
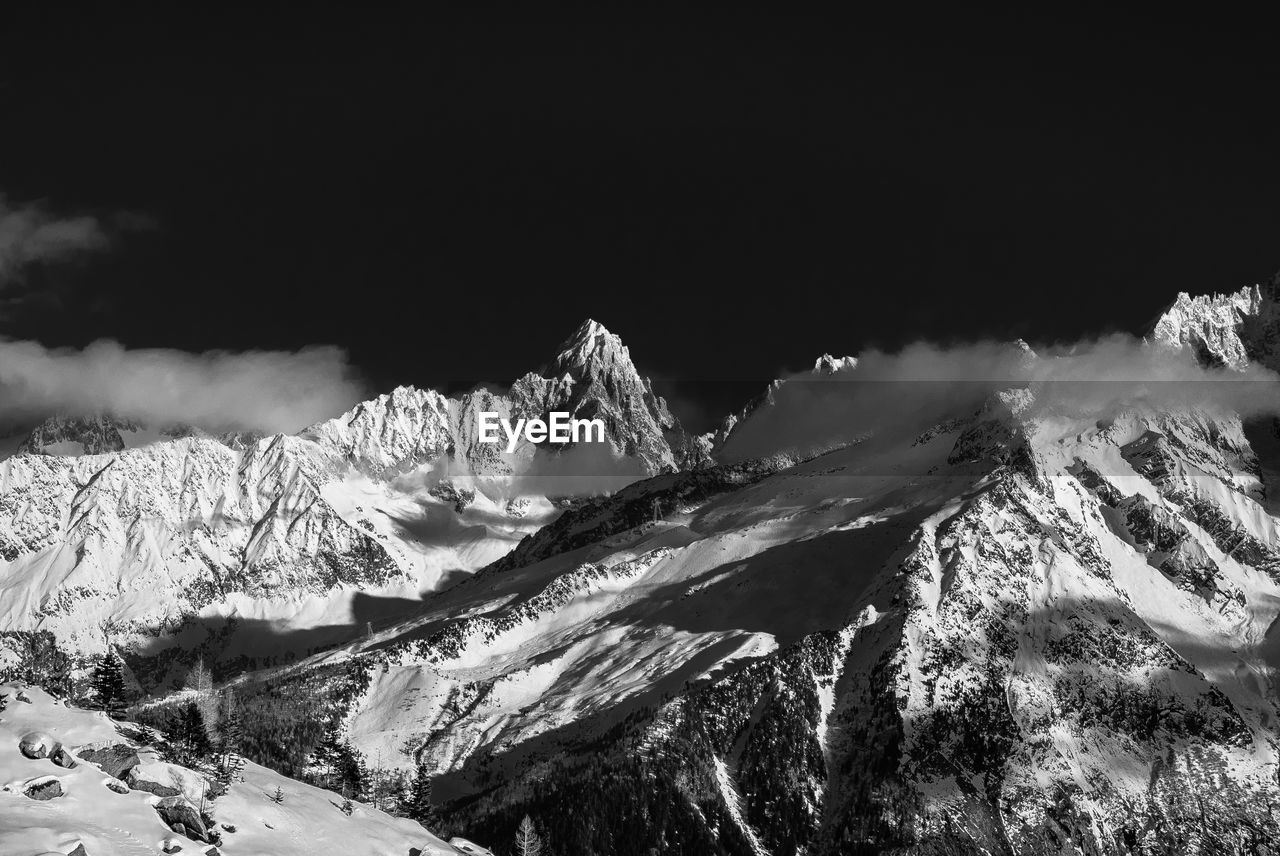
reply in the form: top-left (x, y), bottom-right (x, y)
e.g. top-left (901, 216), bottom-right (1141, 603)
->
top-left (718, 335), bottom-right (1280, 462)
top-left (0, 338), bottom-right (368, 434)
top-left (0, 196), bottom-right (109, 282)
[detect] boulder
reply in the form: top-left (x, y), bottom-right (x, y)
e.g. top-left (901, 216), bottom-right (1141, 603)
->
top-left (15, 689), bottom-right (31, 703)
top-left (76, 742), bottom-right (139, 778)
top-left (50, 746), bottom-right (78, 768)
top-left (219, 823), bottom-right (236, 833)
top-left (23, 776), bottom-right (64, 800)
top-left (126, 766), bottom-right (181, 798)
top-left (69, 846), bottom-right (89, 856)
top-left (18, 730), bottom-right (55, 759)
top-left (154, 796), bottom-right (210, 842)
top-left (126, 762), bottom-right (205, 804)
top-left (104, 777), bottom-right (130, 794)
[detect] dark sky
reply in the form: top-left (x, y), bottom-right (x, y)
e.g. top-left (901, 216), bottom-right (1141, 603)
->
top-left (2, 10), bottom-right (1278, 427)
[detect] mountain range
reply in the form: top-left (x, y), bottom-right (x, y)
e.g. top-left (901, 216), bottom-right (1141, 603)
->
top-left (7, 281), bottom-right (1280, 854)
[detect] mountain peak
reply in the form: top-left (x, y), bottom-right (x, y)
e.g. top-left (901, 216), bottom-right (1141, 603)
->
top-left (1150, 282), bottom-right (1271, 369)
top-left (547, 318), bottom-right (631, 381)
top-left (813, 354), bottom-right (858, 375)
top-left (573, 317), bottom-right (611, 339)
top-left (16, 414), bottom-right (143, 457)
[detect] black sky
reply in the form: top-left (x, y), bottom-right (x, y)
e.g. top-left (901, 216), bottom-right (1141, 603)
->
top-left (2, 10), bottom-right (1278, 428)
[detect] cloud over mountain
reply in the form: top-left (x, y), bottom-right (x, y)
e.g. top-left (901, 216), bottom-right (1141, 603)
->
top-left (719, 334), bottom-right (1280, 462)
top-left (0, 338), bottom-right (367, 434)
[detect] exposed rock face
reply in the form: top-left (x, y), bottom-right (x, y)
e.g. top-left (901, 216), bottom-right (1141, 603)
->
top-left (23, 776), bottom-right (63, 800)
top-left (18, 731), bottom-right (54, 759)
top-left (153, 796), bottom-right (210, 842)
top-left (812, 353), bottom-right (857, 375)
top-left (1150, 273), bottom-right (1280, 370)
top-left (75, 742), bottom-right (140, 779)
top-left (516, 318), bottom-right (708, 472)
top-left (126, 766), bottom-right (182, 798)
top-left (16, 415), bottom-right (141, 456)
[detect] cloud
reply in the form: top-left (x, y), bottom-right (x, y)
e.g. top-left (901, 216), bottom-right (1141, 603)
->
top-left (0, 338), bottom-right (368, 434)
top-left (0, 196), bottom-right (109, 282)
top-left (718, 335), bottom-right (1280, 462)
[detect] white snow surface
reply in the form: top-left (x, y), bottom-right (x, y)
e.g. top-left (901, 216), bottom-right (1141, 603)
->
top-left (0, 319), bottom-right (690, 663)
top-left (0, 684), bottom-right (456, 856)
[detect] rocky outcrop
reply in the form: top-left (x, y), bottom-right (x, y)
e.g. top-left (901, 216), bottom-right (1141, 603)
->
top-left (75, 742), bottom-right (140, 778)
top-left (18, 730), bottom-right (54, 759)
top-left (23, 775), bottom-right (63, 800)
top-left (126, 766), bottom-right (182, 798)
top-left (16, 415), bottom-right (141, 456)
top-left (1150, 271), bottom-right (1280, 371)
top-left (153, 796), bottom-right (210, 842)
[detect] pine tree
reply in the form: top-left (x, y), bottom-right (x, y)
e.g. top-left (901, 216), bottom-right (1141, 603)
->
top-left (309, 722), bottom-right (346, 790)
top-left (515, 814), bottom-right (542, 856)
top-left (174, 701), bottom-right (212, 766)
top-left (404, 760), bottom-right (441, 828)
top-left (337, 743), bottom-right (367, 801)
top-left (269, 786), bottom-right (285, 804)
top-left (90, 651), bottom-right (127, 717)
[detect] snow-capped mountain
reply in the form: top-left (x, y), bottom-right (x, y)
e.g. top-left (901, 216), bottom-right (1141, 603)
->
top-left (17, 415), bottom-right (147, 456)
top-left (1150, 273), bottom-right (1280, 371)
top-left (704, 352), bottom-right (859, 455)
top-left (10, 283), bottom-right (1280, 853)
top-left (202, 276), bottom-right (1280, 854)
top-left (303, 319), bottom-right (703, 477)
top-left (0, 320), bottom-right (699, 673)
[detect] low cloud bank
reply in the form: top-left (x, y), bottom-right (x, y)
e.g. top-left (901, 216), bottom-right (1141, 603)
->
top-left (720, 335), bottom-right (1280, 462)
top-left (0, 338), bottom-right (367, 434)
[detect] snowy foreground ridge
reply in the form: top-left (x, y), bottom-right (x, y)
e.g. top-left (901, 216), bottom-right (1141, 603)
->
top-left (0, 684), bottom-right (454, 856)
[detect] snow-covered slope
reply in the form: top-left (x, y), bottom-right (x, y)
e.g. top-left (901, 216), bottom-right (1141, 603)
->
top-left (350, 391), bottom-right (1279, 853)
top-left (12, 281), bottom-right (1280, 852)
top-left (0, 684), bottom-right (455, 855)
top-left (237, 280), bottom-right (1280, 853)
top-left (0, 320), bottom-right (695, 672)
